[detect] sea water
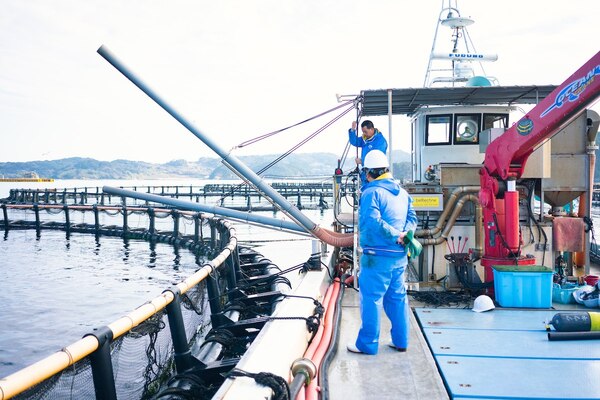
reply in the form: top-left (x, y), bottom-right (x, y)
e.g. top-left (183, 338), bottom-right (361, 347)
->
top-left (0, 179), bottom-right (332, 377)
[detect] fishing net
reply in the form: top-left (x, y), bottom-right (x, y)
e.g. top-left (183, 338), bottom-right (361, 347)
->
top-left (15, 283), bottom-right (211, 400)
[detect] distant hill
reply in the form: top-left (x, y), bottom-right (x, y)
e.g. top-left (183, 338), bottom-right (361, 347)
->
top-left (0, 151), bottom-right (413, 180)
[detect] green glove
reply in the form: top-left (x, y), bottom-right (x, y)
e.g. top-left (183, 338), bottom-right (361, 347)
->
top-left (403, 230), bottom-right (423, 258)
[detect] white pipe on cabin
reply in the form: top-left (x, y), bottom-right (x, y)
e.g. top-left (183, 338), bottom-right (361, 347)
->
top-left (388, 88), bottom-right (394, 177)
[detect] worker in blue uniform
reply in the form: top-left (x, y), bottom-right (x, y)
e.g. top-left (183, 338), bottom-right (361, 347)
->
top-left (347, 149), bottom-right (418, 355)
top-left (348, 120), bottom-right (388, 186)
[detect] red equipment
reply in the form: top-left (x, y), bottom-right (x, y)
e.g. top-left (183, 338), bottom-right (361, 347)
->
top-left (479, 51), bottom-right (600, 282)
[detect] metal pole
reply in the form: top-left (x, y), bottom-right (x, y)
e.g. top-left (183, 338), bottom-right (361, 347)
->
top-left (388, 88), bottom-right (394, 177)
top-left (172, 211), bottom-right (180, 238)
top-left (64, 205), bottom-right (71, 232)
top-left (93, 204), bottom-right (100, 234)
top-left (86, 327), bottom-right (117, 400)
top-left (148, 207), bottom-right (156, 235)
top-left (165, 290), bottom-right (198, 372)
top-left (194, 213), bottom-right (201, 243)
top-left (2, 204), bottom-right (9, 230)
top-left (103, 186), bottom-right (307, 234)
top-left (122, 206), bottom-right (128, 235)
top-left (33, 203), bottom-right (40, 231)
top-left (97, 45), bottom-right (316, 233)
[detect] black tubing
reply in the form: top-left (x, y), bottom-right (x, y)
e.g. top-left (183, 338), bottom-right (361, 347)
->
top-left (288, 372), bottom-right (307, 399)
top-left (547, 331), bottom-right (600, 341)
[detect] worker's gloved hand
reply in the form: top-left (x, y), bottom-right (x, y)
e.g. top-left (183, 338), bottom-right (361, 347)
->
top-left (403, 230), bottom-right (423, 258)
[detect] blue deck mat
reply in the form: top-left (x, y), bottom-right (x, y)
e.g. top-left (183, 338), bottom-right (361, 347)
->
top-left (415, 308), bottom-right (600, 399)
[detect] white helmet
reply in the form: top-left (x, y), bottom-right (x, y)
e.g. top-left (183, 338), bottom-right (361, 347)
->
top-left (363, 150), bottom-right (389, 169)
top-left (472, 295), bottom-right (495, 312)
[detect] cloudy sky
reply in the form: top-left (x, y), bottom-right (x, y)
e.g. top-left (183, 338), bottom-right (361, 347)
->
top-left (1, 0), bottom-right (599, 163)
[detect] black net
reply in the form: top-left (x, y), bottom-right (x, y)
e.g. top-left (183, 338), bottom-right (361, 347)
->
top-left (14, 282), bottom-right (211, 400)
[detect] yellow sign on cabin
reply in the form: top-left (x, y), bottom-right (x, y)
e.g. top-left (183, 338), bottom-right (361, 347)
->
top-left (411, 194), bottom-right (443, 211)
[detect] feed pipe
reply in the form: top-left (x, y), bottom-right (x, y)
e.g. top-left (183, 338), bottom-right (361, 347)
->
top-left (97, 45), bottom-right (353, 248)
top-left (415, 186), bottom-right (480, 237)
top-left (0, 222), bottom-right (236, 400)
top-left (103, 186), bottom-right (306, 234)
top-left (418, 194), bottom-right (482, 252)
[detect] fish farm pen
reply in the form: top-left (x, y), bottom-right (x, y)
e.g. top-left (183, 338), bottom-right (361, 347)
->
top-left (4, 182), bottom-right (336, 211)
top-left (0, 191), bottom-right (327, 399)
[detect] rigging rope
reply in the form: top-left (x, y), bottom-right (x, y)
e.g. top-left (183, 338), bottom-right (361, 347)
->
top-left (234, 101), bottom-right (353, 149)
top-left (215, 103), bottom-right (355, 205)
top-left (253, 104), bottom-right (355, 177)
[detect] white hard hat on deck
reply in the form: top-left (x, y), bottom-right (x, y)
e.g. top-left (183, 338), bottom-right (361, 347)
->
top-left (472, 295), bottom-right (495, 312)
top-left (363, 150), bottom-right (389, 169)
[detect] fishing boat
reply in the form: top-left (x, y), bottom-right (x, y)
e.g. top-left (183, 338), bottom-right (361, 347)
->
top-left (1, 1), bottom-right (600, 399)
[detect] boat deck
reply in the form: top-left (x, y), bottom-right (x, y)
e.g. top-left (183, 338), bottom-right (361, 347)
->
top-left (415, 307), bottom-right (600, 399)
top-left (327, 289), bottom-right (449, 399)
top-left (327, 287), bottom-right (600, 400)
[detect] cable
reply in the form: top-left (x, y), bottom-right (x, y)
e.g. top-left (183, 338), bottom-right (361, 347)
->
top-left (234, 101), bottom-right (353, 149)
top-left (215, 103), bottom-right (355, 205)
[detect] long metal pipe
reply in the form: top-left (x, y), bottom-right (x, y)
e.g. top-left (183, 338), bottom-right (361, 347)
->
top-left (102, 186), bottom-right (306, 234)
top-left (97, 46), bottom-right (317, 231)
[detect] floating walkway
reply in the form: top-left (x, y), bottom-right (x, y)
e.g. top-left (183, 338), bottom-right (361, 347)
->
top-left (415, 308), bottom-right (600, 399)
top-left (3, 183), bottom-right (335, 211)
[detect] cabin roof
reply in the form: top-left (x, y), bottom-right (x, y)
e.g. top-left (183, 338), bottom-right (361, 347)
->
top-left (361, 85), bottom-right (558, 116)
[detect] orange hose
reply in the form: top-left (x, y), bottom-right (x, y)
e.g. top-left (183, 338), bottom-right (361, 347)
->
top-left (312, 226), bottom-right (353, 248)
top-left (304, 283), bottom-right (335, 360)
top-left (305, 281), bottom-right (341, 400)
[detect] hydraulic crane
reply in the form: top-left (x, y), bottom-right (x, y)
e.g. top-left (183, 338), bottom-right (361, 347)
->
top-left (479, 51), bottom-right (600, 281)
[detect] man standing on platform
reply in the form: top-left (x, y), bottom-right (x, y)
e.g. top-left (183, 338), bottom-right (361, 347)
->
top-left (348, 120), bottom-right (388, 185)
top-left (347, 149), bottom-right (417, 355)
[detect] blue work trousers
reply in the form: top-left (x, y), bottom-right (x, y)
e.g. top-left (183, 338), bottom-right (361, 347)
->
top-left (355, 254), bottom-right (409, 354)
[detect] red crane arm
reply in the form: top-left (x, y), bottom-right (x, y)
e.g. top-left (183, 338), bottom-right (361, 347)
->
top-left (479, 51), bottom-right (600, 275)
top-left (484, 51), bottom-right (600, 180)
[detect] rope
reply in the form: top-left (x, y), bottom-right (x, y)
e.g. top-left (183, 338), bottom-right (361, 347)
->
top-left (214, 103), bottom-right (355, 205)
top-left (234, 101), bottom-right (353, 149)
top-left (226, 368), bottom-right (290, 400)
top-left (256, 104), bottom-right (355, 175)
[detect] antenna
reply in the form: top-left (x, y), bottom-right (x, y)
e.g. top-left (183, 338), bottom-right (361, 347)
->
top-left (423, 0), bottom-right (497, 87)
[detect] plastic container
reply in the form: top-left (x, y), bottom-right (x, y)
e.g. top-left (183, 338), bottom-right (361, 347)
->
top-left (552, 283), bottom-right (578, 304)
top-left (492, 265), bottom-right (553, 308)
top-left (584, 275), bottom-right (599, 286)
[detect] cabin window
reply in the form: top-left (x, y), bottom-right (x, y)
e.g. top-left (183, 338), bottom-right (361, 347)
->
top-left (483, 113), bottom-right (509, 130)
top-left (454, 114), bottom-right (480, 144)
top-left (425, 114), bottom-right (452, 145)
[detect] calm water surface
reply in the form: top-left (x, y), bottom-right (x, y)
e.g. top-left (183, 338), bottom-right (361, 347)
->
top-left (0, 230), bottom-right (205, 376)
top-left (0, 179), bottom-right (332, 377)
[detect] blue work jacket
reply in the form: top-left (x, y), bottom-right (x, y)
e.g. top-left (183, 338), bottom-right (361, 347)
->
top-left (348, 129), bottom-right (388, 163)
top-left (359, 176), bottom-right (418, 261)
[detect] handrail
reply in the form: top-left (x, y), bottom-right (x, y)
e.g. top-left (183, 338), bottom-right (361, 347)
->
top-left (0, 219), bottom-right (237, 400)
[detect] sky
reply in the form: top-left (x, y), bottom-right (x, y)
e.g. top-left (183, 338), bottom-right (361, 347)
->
top-left (1, 0), bottom-right (599, 163)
